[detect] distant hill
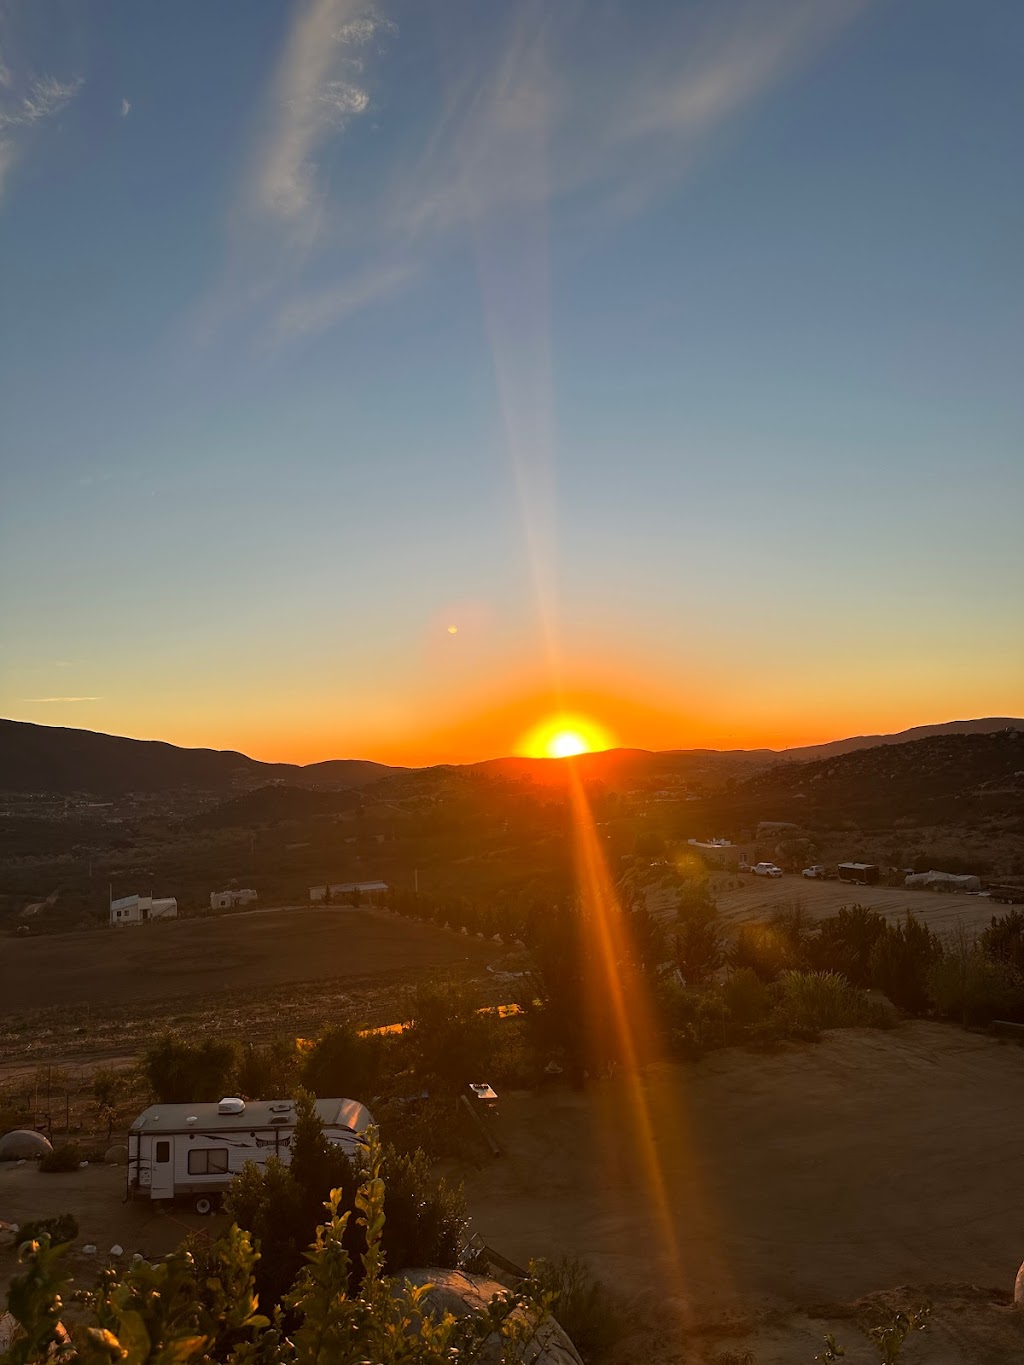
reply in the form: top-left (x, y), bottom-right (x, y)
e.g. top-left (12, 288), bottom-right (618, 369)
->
top-left (709, 728), bottom-right (1024, 829)
top-left (190, 784), bottom-right (361, 830)
top-left (0, 720), bottom-right (401, 796)
top-left (1, 715), bottom-right (1019, 798)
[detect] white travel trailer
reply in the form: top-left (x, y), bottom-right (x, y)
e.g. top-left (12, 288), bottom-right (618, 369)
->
top-left (126, 1096), bottom-right (374, 1214)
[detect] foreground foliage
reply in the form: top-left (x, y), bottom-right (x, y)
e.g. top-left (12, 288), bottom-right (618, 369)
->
top-left (0, 1140), bottom-right (547, 1365)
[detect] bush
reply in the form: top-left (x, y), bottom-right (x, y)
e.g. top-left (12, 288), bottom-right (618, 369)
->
top-left (142, 1033), bottom-right (239, 1103)
top-left (727, 921), bottom-right (800, 981)
top-left (528, 1256), bottom-right (626, 1363)
top-left (3, 1139), bottom-right (542, 1365)
top-left (13, 1214), bottom-right (78, 1247)
top-left (225, 1089), bottom-right (466, 1310)
top-left (869, 913), bottom-right (942, 1013)
top-left (980, 910), bottom-right (1024, 975)
top-left (810, 905), bottom-right (888, 986)
top-left (300, 1026), bottom-right (383, 1100)
top-left (720, 968), bottom-right (770, 1025)
top-left (38, 1143), bottom-right (81, 1173)
top-left (237, 1039), bottom-right (300, 1099)
top-left (927, 951), bottom-right (1024, 1025)
top-left (404, 978), bottom-right (498, 1095)
top-left (771, 971), bottom-right (886, 1033)
top-left (673, 913), bottom-right (724, 986)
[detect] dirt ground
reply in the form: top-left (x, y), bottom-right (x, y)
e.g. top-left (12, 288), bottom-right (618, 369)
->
top-left (459, 1022), bottom-right (1024, 1364)
top-left (711, 876), bottom-right (997, 936)
top-left (0, 907), bottom-right (497, 1015)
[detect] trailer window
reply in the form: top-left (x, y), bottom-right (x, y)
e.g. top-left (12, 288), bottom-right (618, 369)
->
top-left (155, 1141), bottom-right (170, 1163)
top-left (188, 1148), bottom-right (229, 1175)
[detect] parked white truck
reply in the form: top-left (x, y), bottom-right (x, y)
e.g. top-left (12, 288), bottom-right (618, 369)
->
top-left (127, 1096), bottom-right (374, 1214)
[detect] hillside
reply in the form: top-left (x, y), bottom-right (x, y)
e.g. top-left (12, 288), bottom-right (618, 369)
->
top-left (0, 720), bottom-right (401, 795)
top-left (711, 727), bottom-right (1024, 830)
top-left (1, 715), bottom-right (1020, 799)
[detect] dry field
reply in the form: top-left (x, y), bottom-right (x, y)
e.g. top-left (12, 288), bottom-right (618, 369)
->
top-left (712, 874), bottom-right (997, 935)
top-left (0, 907), bottom-right (496, 1015)
top-left (460, 1021), bottom-right (1024, 1364)
top-left (0, 908), bottom-right (500, 1068)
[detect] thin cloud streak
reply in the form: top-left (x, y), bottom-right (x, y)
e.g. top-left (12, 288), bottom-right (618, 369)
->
top-left (273, 261), bottom-right (414, 344)
top-left (18, 696), bottom-right (101, 704)
top-left (120, 96), bottom-right (131, 118)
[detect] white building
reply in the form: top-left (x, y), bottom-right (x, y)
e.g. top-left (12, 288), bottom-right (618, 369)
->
top-left (209, 888), bottom-right (258, 910)
top-left (110, 893), bottom-right (177, 927)
top-left (309, 880), bottom-right (389, 903)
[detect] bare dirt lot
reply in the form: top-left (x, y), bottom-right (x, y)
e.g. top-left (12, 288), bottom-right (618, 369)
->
top-left (712, 876), bottom-right (997, 935)
top-left (0, 908), bottom-right (496, 1016)
top-left (460, 1022), bottom-right (1024, 1363)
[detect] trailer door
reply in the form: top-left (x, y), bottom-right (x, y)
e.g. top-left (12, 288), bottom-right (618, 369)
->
top-left (151, 1138), bottom-right (174, 1199)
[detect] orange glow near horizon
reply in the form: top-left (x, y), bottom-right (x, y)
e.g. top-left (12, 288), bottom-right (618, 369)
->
top-left (519, 712), bottom-right (615, 760)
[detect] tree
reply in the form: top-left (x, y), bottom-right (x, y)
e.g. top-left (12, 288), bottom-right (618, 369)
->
top-left (141, 1034), bottom-right (239, 1103)
top-left (404, 978), bottom-right (497, 1095)
top-left (673, 916), bottom-right (724, 987)
top-left (809, 905), bottom-right (887, 987)
top-left (299, 1027), bottom-right (383, 1101)
top-left (869, 913), bottom-right (942, 1013)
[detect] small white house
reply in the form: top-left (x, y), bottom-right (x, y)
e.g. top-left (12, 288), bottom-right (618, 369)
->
top-left (126, 1096), bottom-right (374, 1213)
top-left (110, 894), bottom-right (177, 927)
top-left (309, 880), bottom-right (389, 903)
top-left (209, 888), bottom-right (258, 910)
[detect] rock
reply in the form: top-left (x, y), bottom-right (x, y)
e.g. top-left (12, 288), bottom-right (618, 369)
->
top-left (82, 1245), bottom-right (97, 1256)
top-left (104, 1144), bottom-right (129, 1166)
top-left (79, 1160), bottom-right (89, 1169)
top-left (398, 1269), bottom-right (584, 1364)
top-left (0, 1130), bottom-right (53, 1161)
top-left (1015, 1261), bottom-right (1024, 1306)
top-left (109, 1244), bottom-right (124, 1257)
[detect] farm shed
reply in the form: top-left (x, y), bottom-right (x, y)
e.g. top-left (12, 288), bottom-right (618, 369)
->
top-left (127, 1095), bottom-right (374, 1213)
top-left (209, 888), bottom-right (258, 909)
top-left (110, 893), bottom-right (177, 926)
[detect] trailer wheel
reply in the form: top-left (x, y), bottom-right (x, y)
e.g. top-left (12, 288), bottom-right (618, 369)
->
top-left (195, 1196), bottom-right (214, 1216)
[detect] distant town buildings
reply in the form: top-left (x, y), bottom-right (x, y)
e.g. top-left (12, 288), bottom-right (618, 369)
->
top-left (209, 888), bottom-right (258, 910)
top-left (110, 893), bottom-right (177, 926)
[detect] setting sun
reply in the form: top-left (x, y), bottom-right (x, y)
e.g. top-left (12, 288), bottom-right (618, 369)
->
top-left (520, 714), bottom-right (614, 759)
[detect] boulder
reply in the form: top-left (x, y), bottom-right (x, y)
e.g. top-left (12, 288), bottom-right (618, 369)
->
top-left (1015, 1261), bottom-right (1024, 1307)
top-left (104, 1144), bottom-right (129, 1166)
top-left (398, 1269), bottom-right (583, 1364)
top-left (0, 1130), bottom-right (53, 1161)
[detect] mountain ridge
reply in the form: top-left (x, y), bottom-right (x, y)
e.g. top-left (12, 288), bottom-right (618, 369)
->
top-left (1, 715), bottom-right (1020, 797)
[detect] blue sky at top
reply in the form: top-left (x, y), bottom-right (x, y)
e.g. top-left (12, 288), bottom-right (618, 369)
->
top-left (1, 0), bottom-right (1021, 762)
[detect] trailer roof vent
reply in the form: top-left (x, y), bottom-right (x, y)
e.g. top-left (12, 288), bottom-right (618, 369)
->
top-left (217, 1097), bottom-right (246, 1115)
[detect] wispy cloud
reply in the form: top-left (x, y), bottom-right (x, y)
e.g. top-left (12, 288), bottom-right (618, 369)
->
top-left (273, 261), bottom-right (413, 343)
top-left (218, 0), bottom-right (867, 350)
top-left (120, 96), bottom-right (131, 118)
top-left (18, 696), bottom-right (101, 704)
top-left (254, 0), bottom-right (386, 225)
top-left (0, 65), bottom-right (82, 203)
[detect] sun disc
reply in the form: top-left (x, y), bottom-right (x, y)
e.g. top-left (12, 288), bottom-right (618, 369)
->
top-left (519, 713), bottom-right (614, 760)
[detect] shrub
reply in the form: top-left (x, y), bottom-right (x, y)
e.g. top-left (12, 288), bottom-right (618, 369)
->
top-left (728, 921), bottom-right (800, 981)
top-left (673, 914), bottom-right (725, 986)
top-left (141, 1033), bottom-right (239, 1103)
top-left (927, 951), bottom-right (1024, 1025)
top-left (4, 1138), bottom-right (541, 1365)
top-left (980, 909), bottom-right (1024, 975)
top-left (300, 1026), bottom-right (383, 1101)
top-left (721, 968), bottom-right (770, 1025)
top-left (810, 905), bottom-right (888, 986)
top-left (771, 971), bottom-right (884, 1033)
top-left (528, 1255), bottom-right (626, 1363)
top-left (869, 913), bottom-right (942, 1013)
top-left (403, 978), bottom-right (498, 1095)
top-left (225, 1089), bottom-right (465, 1310)
top-left (13, 1214), bottom-right (78, 1247)
top-left (38, 1143), bottom-right (81, 1173)
top-left (237, 1039), bottom-right (301, 1099)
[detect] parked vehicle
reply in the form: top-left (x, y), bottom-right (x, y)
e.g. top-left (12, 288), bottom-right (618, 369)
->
top-left (127, 1096), bottom-right (374, 1214)
top-left (753, 862), bottom-right (783, 878)
top-left (837, 862), bottom-right (880, 886)
top-left (802, 865), bottom-right (826, 879)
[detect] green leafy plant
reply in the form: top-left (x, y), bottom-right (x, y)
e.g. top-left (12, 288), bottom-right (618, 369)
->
top-left (13, 1215), bottom-right (78, 1249)
top-left (38, 1143), bottom-right (82, 1174)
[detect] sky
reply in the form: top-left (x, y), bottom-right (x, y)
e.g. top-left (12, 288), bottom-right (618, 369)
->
top-left (1, 0), bottom-right (1021, 766)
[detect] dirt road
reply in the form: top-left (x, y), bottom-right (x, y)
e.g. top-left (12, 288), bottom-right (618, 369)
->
top-left (713, 876), bottom-right (996, 935)
top-left (461, 1022), bottom-right (1024, 1362)
top-left (0, 908), bottom-right (497, 1015)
